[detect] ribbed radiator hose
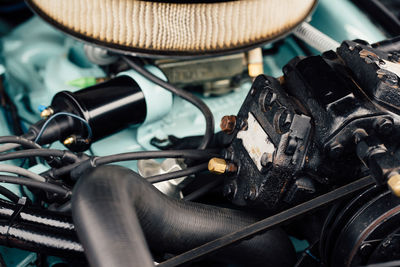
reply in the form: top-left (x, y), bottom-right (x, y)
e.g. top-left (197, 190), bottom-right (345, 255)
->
top-left (72, 165), bottom-right (296, 267)
top-left (0, 199), bottom-right (82, 257)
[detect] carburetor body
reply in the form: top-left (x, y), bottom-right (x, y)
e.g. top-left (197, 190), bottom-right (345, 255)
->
top-left (223, 40), bottom-right (400, 210)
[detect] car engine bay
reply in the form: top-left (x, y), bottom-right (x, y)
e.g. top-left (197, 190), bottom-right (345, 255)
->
top-left (1, 0), bottom-right (400, 266)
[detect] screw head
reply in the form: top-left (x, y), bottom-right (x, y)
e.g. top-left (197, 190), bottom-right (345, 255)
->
top-left (260, 152), bottom-right (273, 169)
top-left (278, 109), bottom-right (291, 133)
top-left (375, 118), bottom-right (393, 135)
top-left (329, 142), bottom-right (344, 159)
top-left (245, 186), bottom-right (258, 201)
top-left (220, 115), bottom-right (237, 134)
top-left (223, 182), bottom-right (237, 198)
top-left (263, 91), bottom-right (276, 109)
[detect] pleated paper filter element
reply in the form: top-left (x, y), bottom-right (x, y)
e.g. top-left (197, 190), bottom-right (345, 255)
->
top-left (27, 0), bottom-right (317, 57)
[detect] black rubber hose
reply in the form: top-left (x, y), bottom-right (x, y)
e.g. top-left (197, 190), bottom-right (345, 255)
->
top-left (0, 175), bottom-right (71, 197)
top-left (0, 149), bottom-right (78, 163)
top-left (0, 136), bottom-right (41, 150)
top-left (0, 199), bottom-right (82, 257)
top-left (0, 218), bottom-right (82, 257)
top-left (72, 165), bottom-right (296, 267)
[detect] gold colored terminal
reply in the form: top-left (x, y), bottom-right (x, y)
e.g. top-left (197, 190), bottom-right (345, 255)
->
top-left (63, 136), bottom-right (76, 146)
top-left (40, 107), bottom-right (54, 119)
top-left (208, 158), bottom-right (227, 175)
top-left (247, 48), bottom-right (264, 78)
top-left (388, 174), bottom-right (400, 197)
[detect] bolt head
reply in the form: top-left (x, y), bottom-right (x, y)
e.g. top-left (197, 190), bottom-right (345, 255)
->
top-left (223, 182), bottom-right (237, 200)
top-left (220, 115), bottom-right (237, 134)
top-left (260, 152), bottom-right (273, 169)
top-left (223, 184), bottom-right (232, 196)
top-left (278, 109), bottom-right (291, 133)
top-left (245, 186), bottom-right (258, 201)
top-left (329, 142), bottom-right (344, 159)
top-left (263, 91), bottom-right (276, 109)
top-left (376, 118), bottom-right (393, 135)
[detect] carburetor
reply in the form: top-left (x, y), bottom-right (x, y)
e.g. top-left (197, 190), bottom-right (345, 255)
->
top-left (218, 40), bottom-right (400, 210)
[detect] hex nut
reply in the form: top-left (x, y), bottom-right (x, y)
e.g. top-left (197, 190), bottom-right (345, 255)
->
top-left (208, 158), bottom-right (227, 175)
top-left (220, 115), bottom-right (237, 134)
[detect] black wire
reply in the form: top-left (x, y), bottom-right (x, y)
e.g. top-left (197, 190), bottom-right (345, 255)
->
top-left (0, 149), bottom-right (78, 162)
top-left (45, 149), bottom-right (216, 179)
top-left (122, 56), bottom-right (215, 150)
top-left (94, 149), bottom-right (217, 166)
top-left (147, 163), bottom-right (209, 184)
top-left (49, 164), bottom-right (210, 210)
top-left (0, 185), bottom-right (20, 203)
top-left (183, 178), bottom-right (223, 201)
top-left (0, 175), bottom-right (70, 197)
top-left (44, 161), bottom-right (83, 178)
top-left (0, 135), bottom-right (41, 150)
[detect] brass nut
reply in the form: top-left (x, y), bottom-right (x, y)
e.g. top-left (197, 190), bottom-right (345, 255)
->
top-left (388, 174), bottom-right (400, 197)
top-left (63, 136), bottom-right (76, 146)
top-left (208, 158), bottom-right (227, 175)
top-left (40, 107), bottom-right (54, 119)
top-left (220, 115), bottom-right (237, 134)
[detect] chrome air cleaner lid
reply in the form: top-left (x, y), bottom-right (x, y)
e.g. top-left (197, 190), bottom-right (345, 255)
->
top-left (26, 0), bottom-right (317, 58)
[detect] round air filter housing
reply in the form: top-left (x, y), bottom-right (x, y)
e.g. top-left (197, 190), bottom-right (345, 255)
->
top-left (26, 0), bottom-right (317, 57)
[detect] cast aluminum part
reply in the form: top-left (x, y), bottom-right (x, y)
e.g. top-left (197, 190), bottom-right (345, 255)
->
top-left (138, 158), bottom-right (191, 198)
top-left (155, 53), bottom-right (248, 95)
top-left (294, 22), bottom-right (340, 52)
top-left (84, 45), bottom-right (118, 66)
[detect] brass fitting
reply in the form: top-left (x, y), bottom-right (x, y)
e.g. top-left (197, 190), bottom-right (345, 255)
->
top-left (208, 158), bottom-right (228, 175)
top-left (63, 136), bottom-right (76, 146)
top-left (388, 174), bottom-right (400, 197)
top-left (40, 107), bottom-right (54, 119)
